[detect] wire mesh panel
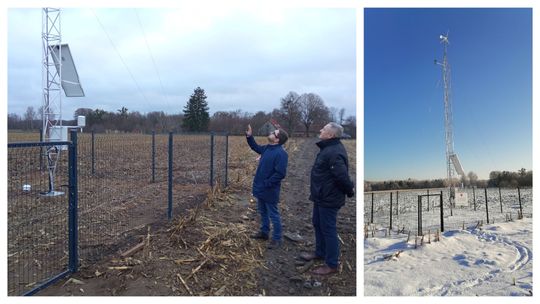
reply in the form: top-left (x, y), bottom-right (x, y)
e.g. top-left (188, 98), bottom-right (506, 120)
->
top-left (392, 190), bottom-right (419, 233)
top-left (213, 133), bottom-right (229, 188)
top-left (418, 192), bottom-right (443, 236)
top-left (8, 144), bottom-right (70, 295)
top-left (74, 132), bottom-right (231, 264)
top-left (172, 133), bottom-right (212, 186)
top-left (82, 133), bottom-right (154, 181)
top-left (153, 133), bottom-right (170, 183)
top-left (444, 187), bottom-right (532, 230)
top-left (445, 188), bottom-right (487, 230)
top-left (76, 132), bottom-right (167, 264)
top-left (514, 188), bottom-right (532, 217)
top-left (168, 133), bottom-right (213, 218)
top-left (364, 187), bottom-right (532, 237)
top-left (363, 191), bottom-right (392, 230)
top-left (7, 131), bottom-right (247, 295)
top-left (225, 135), bottom-right (257, 189)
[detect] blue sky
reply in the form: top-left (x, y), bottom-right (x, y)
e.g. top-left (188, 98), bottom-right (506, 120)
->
top-left (364, 8), bottom-right (532, 181)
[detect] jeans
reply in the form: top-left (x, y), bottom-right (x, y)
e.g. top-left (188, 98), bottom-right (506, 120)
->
top-left (257, 197), bottom-right (282, 241)
top-left (312, 204), bottom-right (340, 268)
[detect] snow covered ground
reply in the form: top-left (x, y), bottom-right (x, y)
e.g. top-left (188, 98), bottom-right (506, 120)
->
top-left (364, 217), bottom-right (532, 296)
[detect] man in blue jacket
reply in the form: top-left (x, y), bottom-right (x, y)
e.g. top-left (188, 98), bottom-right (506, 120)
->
top-left (245, 124), bottom-right (289, 249)
top-left (301, 122), bottom-right (354, 275)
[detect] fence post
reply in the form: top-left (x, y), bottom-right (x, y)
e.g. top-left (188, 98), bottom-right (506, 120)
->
top-left (396, 191), bottom-right (399, 215)
top-left (427, 189), bottom-right (430, 211)
top-left (225, 133), bottom-right (229, 188)
top-left (484, 188), bottom-right (489, 224)
top-left (91, 130), bottom-right (95, 175)
top-left (68, 130), bottom-right (79, 273)
top-left (449, 189), bottom-right (453, 216)
top-left (210, 132), bottom-right (214, 188)
top-left (440, 191), bottom-right (444, 232)
top-left (168, 132), bottom-right (173, 220)
top-left (389, 192), bottom-right (393, 231)
top-left (417, 196), bottom-right (422, 236)
top-left (518, 187), bottom-right (523, 219)
top-left (151, 130), bottom-right (155, 183)
top-left (473, 187), bottom-right (476, 211)
top-left (39, 128), bottom-right (44, 171)
top-left (498, 187), bottom-right (503, 213)
top-left (370, 192), bottom-right (374, 224)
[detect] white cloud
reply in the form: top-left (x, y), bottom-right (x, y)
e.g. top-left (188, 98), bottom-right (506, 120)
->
top-left (8, 7), bottom-right (356, 118)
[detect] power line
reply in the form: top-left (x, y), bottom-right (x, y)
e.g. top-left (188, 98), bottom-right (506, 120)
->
top-left (134, 9), bottom-right (169, 109)
top-left (91, 9), bottom-right (149, 105)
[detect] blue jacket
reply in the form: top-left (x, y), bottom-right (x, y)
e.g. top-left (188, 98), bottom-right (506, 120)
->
top-left (246, 135), bottom-right (288, 202)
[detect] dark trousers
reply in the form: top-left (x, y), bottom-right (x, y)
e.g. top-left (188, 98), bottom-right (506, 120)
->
top-left (257, 197), bottom-right (282, 241)
top-left (312, 204), bottom-right (340, 268)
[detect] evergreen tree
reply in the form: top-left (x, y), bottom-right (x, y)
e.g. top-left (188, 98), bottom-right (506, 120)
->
top-left (183, 87), bottom-right (210, 131)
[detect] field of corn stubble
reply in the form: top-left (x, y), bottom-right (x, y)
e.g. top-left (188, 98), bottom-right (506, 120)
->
top-left (8, 132), bottom-right (356, 296)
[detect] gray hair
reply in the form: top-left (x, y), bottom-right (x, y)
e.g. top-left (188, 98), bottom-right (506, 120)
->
top-left (327, 122), bottom-right (344, 138)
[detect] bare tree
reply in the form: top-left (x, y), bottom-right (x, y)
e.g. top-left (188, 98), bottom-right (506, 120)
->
top-left (146, 111), bottom-right (167, 132)
top-left (460, 174), bottom-right (469, 187)
top-left (8, 113), bottom-right (22, 130)
top-left (299, 93), bottom-right (329, 136)
top-left (279, 91), bottom-right (301, 135)
top-left (209, 110), bottom-right (251, 134)
top-left (339, 108), bottom-right (346, 125)
top-left (23, 106), bottom-right (37, 130)
top-left (251, 111), bottom-right (271, 132)
top-left (117, 106), bottom-right (129, 118)
top-left (37, 106), bottom-right (44, 125)
top-left (467, 171), bottom-right (478, 187)
top-left (329, 107), bottom-right (339, 123)
top-left (74, 108), bottom-right (93, 120)
top-left (342, 115), bottom-right (356, 138)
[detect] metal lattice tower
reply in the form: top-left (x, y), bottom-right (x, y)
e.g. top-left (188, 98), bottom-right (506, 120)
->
top-left (42, 8), bottom-right (62, 141)
top-left (435, 34), bottom-right (457, 201)
top-left (42, 8), bottom-right (63, 195)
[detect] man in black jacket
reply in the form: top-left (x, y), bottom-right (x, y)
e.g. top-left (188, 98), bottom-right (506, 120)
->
top-left (301, 122), bottom-right (354, 275)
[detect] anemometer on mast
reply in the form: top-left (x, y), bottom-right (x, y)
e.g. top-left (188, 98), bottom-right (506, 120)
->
top-left (41, 8), bottom-right (85, 196)
top-left (434, 33), bottom-right (466, 206)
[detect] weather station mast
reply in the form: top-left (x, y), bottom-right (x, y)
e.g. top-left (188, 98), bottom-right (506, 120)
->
top-left (435, 34), bottom-right (465, 207)
top-left (42, 8), bottom-right (85, 196)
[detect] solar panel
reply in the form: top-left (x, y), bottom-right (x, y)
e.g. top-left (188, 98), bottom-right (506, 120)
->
top-left (49, 44), bottom-right (85, 97)
top-left (449, 153), bottom-right (465, 176)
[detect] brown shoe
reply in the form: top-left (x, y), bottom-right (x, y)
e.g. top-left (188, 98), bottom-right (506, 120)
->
top-left (299, 252), bottom-right (323, 261)
top-left (311, 265), bottom-right (338, 275)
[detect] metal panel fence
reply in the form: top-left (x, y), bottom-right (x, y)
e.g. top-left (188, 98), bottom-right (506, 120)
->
top-left (364, 187), bottom-right (532, 237)
top-left (7, 131), bottom-right (229, 295)
top-left (76, 131), bottom-right (229, 264)
top-left (75, 132), bottom-right (165, 265)
top-left (8, 136), bottom-right (78, 296)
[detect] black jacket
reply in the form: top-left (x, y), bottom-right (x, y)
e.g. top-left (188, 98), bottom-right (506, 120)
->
top-left (309, 138), bottom-right (354, 208)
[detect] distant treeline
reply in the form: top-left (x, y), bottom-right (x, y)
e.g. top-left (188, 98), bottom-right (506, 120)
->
top-left (8, 108), bottom-right (356, 138)
top-left (365, 169), bottom-right (532, 192)
top-left (8, 90), bottom-right (356, 138)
